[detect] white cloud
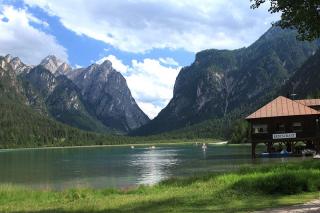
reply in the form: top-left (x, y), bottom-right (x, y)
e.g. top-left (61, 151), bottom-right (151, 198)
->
top-left (0, 5), bottom-right (68, 64)
top-left (159, 57), bottom-right (179, 67)
top-left (23, 0), bottom-right (280, 53)
top-left (127, 58), bottom-right (181, 118)
top-left (96, 55), bottom-right (181, 118)
top-left (137, 102), bottom-right (163, 120)
top-left (74, 64), bottom-right (82, 69)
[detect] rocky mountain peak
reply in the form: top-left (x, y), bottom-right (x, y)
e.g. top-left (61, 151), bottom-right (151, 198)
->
top-left (10, 57), bottom-right (23, 69)
top-left (67, 60), bottom-right (149, 132)
top-left (0, 56), bottom-right (22, 94)
top-left (56, 62), bottom-right (72, 74)
top-left (77, 60), bottom-right (114, 82)
top-left (0, 57), bottom-right (7, 70)
top-left (100, 60), bottom-right (113, 70)
top-left (40, 55), bottom-right (71, 76)
top-left (4, 54), bottom-right (13, 63)
top-left (41, 55), bottom-right (63, 66)
top-left (2, 54), bottom-right (31, 75)
top-left (86, 63), bottom-right (99, 72)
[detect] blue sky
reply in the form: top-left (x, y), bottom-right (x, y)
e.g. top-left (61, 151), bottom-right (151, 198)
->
top-left (0, 0), bottom-right (279, 118)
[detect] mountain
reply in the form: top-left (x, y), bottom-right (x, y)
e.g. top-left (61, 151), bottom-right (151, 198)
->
top-left (21, 65), bottom-right (109, 132)
top-left (0, 56), bottom-right (24, 99)
top-left (4, 54), bottom-right (31, 75)
top-left (40, 55), bottom-right (71, 76)
top-left (133, 27), bottom-right (320, 135)
top-left (0, 54), bottom-right (149, 134)
top-left (281, 49), bottom-right (320, 99)
top-left (0, 56), bottom-right (104, 148)
top-left (67, 60), bottom-right (150, 132)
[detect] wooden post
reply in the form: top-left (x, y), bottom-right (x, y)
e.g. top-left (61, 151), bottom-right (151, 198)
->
top-left (316, 141), bottom-right (320, 154)
top-left (267, 141), bottom-right (272, 153)
top-left (286, 142), bottom-right (292, 152)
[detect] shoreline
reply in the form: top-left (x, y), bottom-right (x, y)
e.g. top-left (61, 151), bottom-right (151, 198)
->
top-left (0, 139), bottom-right (232, 152)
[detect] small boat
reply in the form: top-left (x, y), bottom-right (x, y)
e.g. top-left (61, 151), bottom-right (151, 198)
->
top-left (131, 146), bottom-right (135, 149)
top-left (260, 152), bottom-right (270, 157)
top-left (150, 146), bottom-right (156, 149)
top-left (260, 150), bottom-right (291, 158)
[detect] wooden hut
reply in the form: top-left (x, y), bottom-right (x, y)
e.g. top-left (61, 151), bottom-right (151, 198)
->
top-left (246, 96), bottom-right (320, 159)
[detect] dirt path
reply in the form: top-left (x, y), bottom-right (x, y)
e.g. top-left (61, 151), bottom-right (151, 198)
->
top-left (254, 199), bottom-right (320, 213)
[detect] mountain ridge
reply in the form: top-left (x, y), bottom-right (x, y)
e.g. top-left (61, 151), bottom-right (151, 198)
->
top-left (67, 60), bottom-right (150, 132)
top-left (132, 27), bottom-right (320, 136)
top-left (0, 54), bottom-right (149, 134)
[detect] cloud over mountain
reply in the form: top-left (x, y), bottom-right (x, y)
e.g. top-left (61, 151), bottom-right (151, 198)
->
top-left (0, 5), bottom-right (68, 64)
top-left (24, 0), bottom-right (279, 53)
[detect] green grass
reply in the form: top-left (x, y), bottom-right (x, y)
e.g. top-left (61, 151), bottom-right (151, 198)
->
top-left (1, 160), bottom-right (320, 213)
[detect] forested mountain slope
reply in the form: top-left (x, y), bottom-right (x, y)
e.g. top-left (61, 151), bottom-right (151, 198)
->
top-left (133, 27), bottom-right (320, 136)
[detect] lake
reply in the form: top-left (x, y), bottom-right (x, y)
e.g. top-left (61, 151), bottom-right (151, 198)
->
top-left (0, 144), bottom-right (306, 190)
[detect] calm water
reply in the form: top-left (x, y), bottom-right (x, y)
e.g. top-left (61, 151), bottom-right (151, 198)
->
top-left (0, 144), bottom-right (305, 189)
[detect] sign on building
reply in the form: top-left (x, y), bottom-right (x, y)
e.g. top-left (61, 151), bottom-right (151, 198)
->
top-left (272, 133), bottom-right (297, 140)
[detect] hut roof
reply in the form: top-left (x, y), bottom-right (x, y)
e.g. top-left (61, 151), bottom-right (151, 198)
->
top-left (246, 96), bottom-right (320, 120)
top-left (296, 99), bottom-right (320, 107)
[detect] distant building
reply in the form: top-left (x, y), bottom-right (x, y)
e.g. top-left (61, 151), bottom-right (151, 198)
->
top-left (246, 96), bottom-right (320, 159)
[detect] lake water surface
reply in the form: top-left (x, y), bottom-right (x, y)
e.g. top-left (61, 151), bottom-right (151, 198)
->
top-left (0, 144), bottom-right (306, 189)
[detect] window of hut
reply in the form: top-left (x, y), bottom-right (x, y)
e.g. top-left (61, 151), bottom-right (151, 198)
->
top-left (252, 124), bottom-right (268, 134)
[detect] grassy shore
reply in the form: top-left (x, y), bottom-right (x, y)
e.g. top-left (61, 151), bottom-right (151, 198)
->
top-left (1, 160), bottom-right (320, 213)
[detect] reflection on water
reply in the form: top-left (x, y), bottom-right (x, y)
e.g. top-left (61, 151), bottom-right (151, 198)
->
top-left (0, 144), bottom-right (309, 189)
top-left (202, 148), bottom-right (207, 159)
top-left (130, 148), bottom-right (178, 185)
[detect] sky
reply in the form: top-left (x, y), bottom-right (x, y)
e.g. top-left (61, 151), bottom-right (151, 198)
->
top-left (0, 0), bottom-right (279, 118)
